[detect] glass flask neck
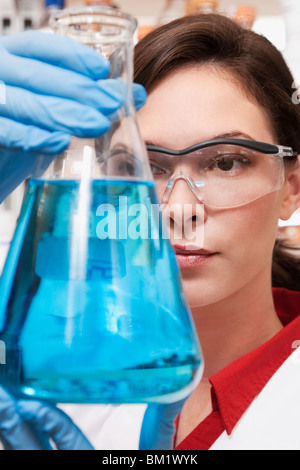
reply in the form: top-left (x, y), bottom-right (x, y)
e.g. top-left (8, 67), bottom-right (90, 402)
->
top-left (50, 6), bottom-right (136, 83)
top-left (44, 6), bottom-right (152, 182)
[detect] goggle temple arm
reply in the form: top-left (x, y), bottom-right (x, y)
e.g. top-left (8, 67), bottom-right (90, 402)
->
top-left (146, 138), bottom-right (298, 159)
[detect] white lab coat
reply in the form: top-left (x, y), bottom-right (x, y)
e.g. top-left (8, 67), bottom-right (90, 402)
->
top-left (59, 403), bottom-right (146, 450)
top-left (210, 347), bottom-right (300, 450)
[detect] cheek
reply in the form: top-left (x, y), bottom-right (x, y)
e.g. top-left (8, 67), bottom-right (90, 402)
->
top-left (223, 200), bottom-right (278, 256)
top-left (216, 195), bottom-right (282, 283)
top-left (181, 193), bottom-right (282, 308)
top-left (222, 189), bottom-right (282, 246)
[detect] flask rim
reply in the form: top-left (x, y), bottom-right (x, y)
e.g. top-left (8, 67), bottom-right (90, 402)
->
top-left (49, 5), bottom-right (138, 41)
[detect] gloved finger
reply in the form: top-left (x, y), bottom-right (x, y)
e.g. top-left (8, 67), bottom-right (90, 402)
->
top-left (132, 83), bottom-right (147, 110)
top-left (139, 400), bottom-right (186, 450)
top-left (0, 117), bottom-right (71, 154)
top-left (96, 78), bottom-right (147, 110)
top-left (0, 30), bottom-right (110, 80)
top-left (17, 400), bottom-right (94, 451)
top-left (0, 118), bottom-right (66, 202)
top-left (0, 386), bottom-right (52, 450)
top-left (1, 86), bottom-right (112, 137)
top-left (0, 48), bottom-right (123, 112)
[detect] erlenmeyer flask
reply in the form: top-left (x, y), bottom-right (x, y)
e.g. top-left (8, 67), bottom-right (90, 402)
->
top-left (0, 6), bottom-right (203, 404)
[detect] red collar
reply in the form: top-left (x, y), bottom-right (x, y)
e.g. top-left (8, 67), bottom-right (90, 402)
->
top-left (209, 288), bottom-right (300, 435)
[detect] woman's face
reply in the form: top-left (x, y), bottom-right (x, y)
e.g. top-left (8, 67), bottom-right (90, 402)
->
top-left (137, 66), bottom-right (295, 308)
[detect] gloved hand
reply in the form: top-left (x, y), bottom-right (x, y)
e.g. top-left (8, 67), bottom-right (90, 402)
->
top-left (139, 399), bottom-right (187, 450)
top-left (0, 385), bottom-right (94, 450)
top-left (0, 383), bottom-right (186, 450)
top-left (0, 30), bottom-right (147, 202)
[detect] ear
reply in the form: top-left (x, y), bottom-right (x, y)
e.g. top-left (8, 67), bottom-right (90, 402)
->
top-left (279, 157), bottom-right (300, 221)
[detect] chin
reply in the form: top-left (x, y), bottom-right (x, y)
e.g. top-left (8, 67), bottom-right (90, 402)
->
top-left (181, 272), bottom-right (235, 310)
top-left (182, 278), bottom-right (215, 309)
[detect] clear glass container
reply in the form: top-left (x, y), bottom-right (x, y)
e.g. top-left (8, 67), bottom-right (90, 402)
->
top-left (233, 6), bottom-right (256, 29)
top-left (186, 0), bottom-right (218, 15)
top-left (0, 6), bottom-right (203, 404)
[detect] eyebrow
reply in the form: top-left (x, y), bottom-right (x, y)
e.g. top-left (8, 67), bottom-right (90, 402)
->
top-left (213, 131), bottom-right (256, 141)
top-left (144, 131), bottom-right (256, 148)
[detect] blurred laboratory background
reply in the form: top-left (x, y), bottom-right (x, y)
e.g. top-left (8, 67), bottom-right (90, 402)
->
top-left (0, 0), bottom-right (290, 49)
top-left (0, 0), bottom-right (300, 270)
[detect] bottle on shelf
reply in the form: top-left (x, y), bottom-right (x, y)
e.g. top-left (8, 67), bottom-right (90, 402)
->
top-left (138, 25), bottom-right (155, 41)
top-left (186, 0), bottom-right (219, 15)
top-left (16, 0), bottom-right (45, 32)
top-left (0, 0), bottom-right (16, 35)
top-left (233, 5), bottom-right (257, 29)
top-left (45, 0), bottom-right (64, 10)
top-left (0, 0), bottom-right (17, 35)
top-left (83, 0), bottom-right (118, 7)
top-left (39, 0), bottom-right (65, 31)
top-left (156, 0), bottom-right (188, 26)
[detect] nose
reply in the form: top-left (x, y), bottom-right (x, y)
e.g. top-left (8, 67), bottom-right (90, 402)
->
top-left (160, 175), bottom-right (206, 246)
top-left (162, 174), bottom-right (205, 205)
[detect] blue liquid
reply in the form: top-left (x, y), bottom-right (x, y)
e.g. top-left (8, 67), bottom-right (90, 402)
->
top-left (0, 179), bottom-right (202, 403)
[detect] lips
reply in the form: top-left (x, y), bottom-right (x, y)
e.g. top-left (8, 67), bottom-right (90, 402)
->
top-left (174, 245), bottom-right (218, 269)
top-left (174, 245), bottom-right (214, 256)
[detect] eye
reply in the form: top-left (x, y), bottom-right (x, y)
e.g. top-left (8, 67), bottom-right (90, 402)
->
top-left (149, 161), bottom-right (166, 176)
top-left (115, 158), bottom-right (136, 176)
top-left (216, 157), bottom-right (234, 171)
top-left (147, 151), bottom-right (169, 177)
top-left (209, 154), bottom-right (251, 174)
top-left (99, 148), bottom-right (142, 177)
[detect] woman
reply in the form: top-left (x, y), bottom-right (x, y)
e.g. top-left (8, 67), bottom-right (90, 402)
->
top-left (1, 13), bottom-right (300, 450)
top-left (135, 13), bottom-right (300, 449)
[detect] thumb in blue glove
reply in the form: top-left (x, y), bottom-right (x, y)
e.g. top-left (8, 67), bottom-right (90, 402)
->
top-left (139, 399), bottom-right (187, 451)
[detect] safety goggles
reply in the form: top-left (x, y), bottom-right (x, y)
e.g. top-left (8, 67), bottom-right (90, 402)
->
top-left (146, 138), bottom-right (298, 209)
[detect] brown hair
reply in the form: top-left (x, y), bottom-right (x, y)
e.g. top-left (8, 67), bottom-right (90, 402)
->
top-left (134, 13), bottom-right (300, 291)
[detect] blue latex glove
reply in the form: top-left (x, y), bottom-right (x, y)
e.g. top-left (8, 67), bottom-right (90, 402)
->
top-left (139, 400), bottom-right (187, 450)
top-left (0, 385), bottom-right (93, 450)
top-left (0, 383), bottom-right (186, 450)
top-left (0, 30), bottom-right (147, 202)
